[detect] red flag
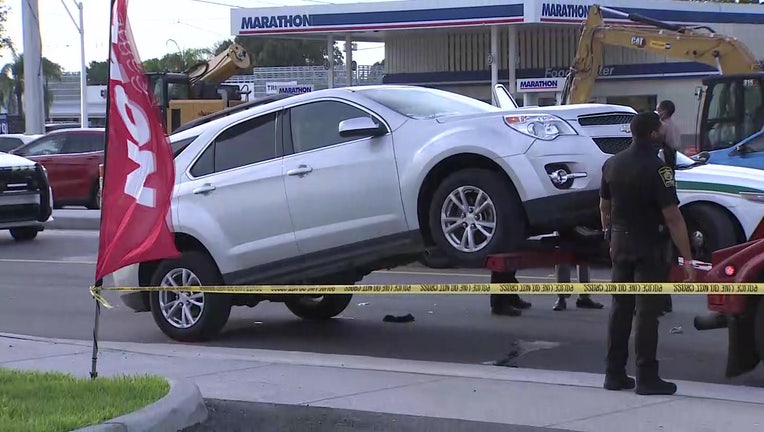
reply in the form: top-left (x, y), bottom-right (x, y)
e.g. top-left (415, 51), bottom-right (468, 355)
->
top-left (95, 0), bottom-right (179, 282)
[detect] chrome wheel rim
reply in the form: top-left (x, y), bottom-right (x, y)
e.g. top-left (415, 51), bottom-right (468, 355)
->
top-left (440, 185), bottom-right (497, 253)
top-left (158, 268), bottom-right (204, 329)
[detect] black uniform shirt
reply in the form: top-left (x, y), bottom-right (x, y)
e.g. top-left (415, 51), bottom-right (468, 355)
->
top-left (600, 141), bottom-right (680, 245)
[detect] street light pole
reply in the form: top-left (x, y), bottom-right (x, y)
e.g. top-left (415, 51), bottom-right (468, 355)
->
top-left (78, 2), bottom-right (88, 128)
top-left (62, 0), bottom-right (88, 128)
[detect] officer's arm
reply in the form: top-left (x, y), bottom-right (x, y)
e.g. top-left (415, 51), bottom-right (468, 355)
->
top-left (655, 165), bottom-right (693, 261)
top-left (599, 161), bottom-right (612, 231)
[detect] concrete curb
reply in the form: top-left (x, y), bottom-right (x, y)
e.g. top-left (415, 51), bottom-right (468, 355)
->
top-left (72, 377), bottom-right (208, 432)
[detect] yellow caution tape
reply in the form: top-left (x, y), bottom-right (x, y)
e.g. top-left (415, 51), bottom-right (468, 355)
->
top-left (90, 282), bottom-right (764, 300)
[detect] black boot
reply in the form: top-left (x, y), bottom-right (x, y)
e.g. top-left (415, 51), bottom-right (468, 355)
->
top-left (492, 304), bottom-right (522, 316)
top-left (636, 367), bottom-right (677, 396)
top-left (553, 297), bottom-right (566, 311)
top-left (604, 373), bottom-right (636, 391)
top-left (577, 296), bottom-right (604, 309)
top-left (511, 298), bottom-right (532, 309)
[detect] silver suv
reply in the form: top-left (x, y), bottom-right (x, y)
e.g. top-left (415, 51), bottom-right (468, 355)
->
top-left (108, 85), bottom-right (634, 341)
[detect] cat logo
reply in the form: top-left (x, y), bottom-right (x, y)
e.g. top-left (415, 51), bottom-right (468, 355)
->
top-left (630, 36), bottom-right (646, 48)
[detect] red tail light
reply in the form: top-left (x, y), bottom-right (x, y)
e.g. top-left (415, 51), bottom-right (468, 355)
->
top-left (708, 294), bottom-right (747, 314)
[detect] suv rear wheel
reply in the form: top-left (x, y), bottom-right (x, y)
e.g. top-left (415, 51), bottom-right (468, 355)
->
top-left (428, 168), bottom-right (526, 267)
top-left (148, 251), bottom-right (232, 342)
top-left (285, 295), bottom-right (353, 320)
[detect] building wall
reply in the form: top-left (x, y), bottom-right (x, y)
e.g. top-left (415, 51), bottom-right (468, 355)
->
top-left (383, 21), bottom-right (762, 144)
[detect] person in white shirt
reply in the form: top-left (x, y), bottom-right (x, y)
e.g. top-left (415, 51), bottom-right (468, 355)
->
top-left (657, 100), bottom-right (682, 152)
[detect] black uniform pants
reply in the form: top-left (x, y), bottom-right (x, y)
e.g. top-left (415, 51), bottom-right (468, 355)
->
top-left (606, 231), bottom-right (671, 379)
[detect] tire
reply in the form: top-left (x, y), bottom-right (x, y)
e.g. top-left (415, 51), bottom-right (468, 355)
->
top-left (148, 251), bottom-right (232, 342)
top-left (285, 294), bottom-right (353, 320)
top-left (10, 227), bottom-right (38, 241)
top-left (428, 168), bottom-right (526, 268)
top-left (682, 204), bottom-right (739, 263)
top-left (417, 248), bottom-right (454, 269)
top-left (86, 180), bottom-right (101, 210)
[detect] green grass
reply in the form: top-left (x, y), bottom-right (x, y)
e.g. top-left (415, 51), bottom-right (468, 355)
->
top-left (0, 368), bottom-right (169, 432)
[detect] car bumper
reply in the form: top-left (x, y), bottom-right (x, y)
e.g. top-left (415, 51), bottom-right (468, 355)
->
top-left (523, 189), bottom-right (601, 234)
top-left (102, 264), bottom-right (150, 312)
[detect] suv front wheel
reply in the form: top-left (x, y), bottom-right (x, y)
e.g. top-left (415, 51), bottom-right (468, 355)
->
top-left (148, 251), bottom-right (232, 342)
top-left (428, 168), bottom-right (526, 268)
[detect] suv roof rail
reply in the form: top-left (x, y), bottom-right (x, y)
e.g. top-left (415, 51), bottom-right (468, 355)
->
top-left (172, 93), bottom-right (293, 134)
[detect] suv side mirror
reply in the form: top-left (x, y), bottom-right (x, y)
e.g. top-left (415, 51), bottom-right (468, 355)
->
top-left (338, 117), bottom-right (386, 138)
top-left (736, 143), bottom-right (749, 154)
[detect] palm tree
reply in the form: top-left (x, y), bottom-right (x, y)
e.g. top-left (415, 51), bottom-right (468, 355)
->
top-left (0, 48), bottom-right (63, 118)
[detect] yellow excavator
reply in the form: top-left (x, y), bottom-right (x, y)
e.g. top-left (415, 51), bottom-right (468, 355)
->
top-left (561, 4), bottom-right (764, 153)
top-left (145, 43), bottom-right (253, 134)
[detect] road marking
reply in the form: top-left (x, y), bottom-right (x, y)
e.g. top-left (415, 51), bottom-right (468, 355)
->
top-left (0, 258), bottom-right (96, 265)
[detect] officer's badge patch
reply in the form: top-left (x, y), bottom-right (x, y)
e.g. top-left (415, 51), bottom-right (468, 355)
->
top-left (658, 166), bottom-right (675, 187)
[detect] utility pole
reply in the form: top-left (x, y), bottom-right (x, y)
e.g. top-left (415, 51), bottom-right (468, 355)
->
top-left (22, 0), bottom-right (45, 134)
top-left (62, 0), bottom-right (88, 128)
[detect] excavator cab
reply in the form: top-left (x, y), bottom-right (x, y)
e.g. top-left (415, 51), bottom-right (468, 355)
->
top-left (697, 73), bottom-right (764, 153)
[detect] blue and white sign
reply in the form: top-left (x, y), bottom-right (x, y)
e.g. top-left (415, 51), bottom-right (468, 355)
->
top-left (240, 14), bottom-right (312, 31)
top-left (540, 2), bottom-right (591, 20)
top-left (517, 78), bottom-right (565, 93)
top-left (277, 84), bottom-right (314, 95)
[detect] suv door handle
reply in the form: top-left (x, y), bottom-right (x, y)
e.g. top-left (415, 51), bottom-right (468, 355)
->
top-left (287, 164), bottom-right (313, 177)
top-left (193, 183), bottom-right (216, 195)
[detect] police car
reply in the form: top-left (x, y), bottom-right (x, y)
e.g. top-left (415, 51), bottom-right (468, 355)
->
top-left (673, 150), bottom-right (764, 262)
top-left (0, 151), bottom-right (53, 241)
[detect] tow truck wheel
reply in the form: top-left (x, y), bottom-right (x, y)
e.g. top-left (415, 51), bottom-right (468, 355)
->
top-left (428, 168), bottom-right (526, 268)
top-left (9, 227), bottom-right (38, 241)
top-left (285, 294), bottom-right (353, 320)
top-left (148, 251), bottom-right (232, 342)
top-left (682, 205), bottom-right (738, 263)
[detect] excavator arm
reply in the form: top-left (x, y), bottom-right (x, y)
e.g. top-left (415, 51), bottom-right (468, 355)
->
top-left (561, 4), bottom-right (761, 105)
top-left (184, 42), bottom-right (251, 89)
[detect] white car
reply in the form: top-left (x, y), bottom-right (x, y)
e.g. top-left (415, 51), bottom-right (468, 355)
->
top-left (107, 84), bottom-right (637, 341)
top-left (674, 151), bottom-right (764, 261)
top-left (0, 151), bottom-right (54, 241)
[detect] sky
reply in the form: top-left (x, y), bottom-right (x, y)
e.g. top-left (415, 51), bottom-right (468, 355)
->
top-left (0, 0), bottom-right (386, 73)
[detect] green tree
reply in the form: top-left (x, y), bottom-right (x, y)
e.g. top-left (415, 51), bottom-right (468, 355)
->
top-left (0, 51), bottom-right (63, 119)
top-left (86, 60), bottom-right (108, 85)
top-left (142, 47), bottom-right (213, 74)
top-left (0, 1), bottom-right (12, 51)
top-left (211, 37), bottom-right (344, 71)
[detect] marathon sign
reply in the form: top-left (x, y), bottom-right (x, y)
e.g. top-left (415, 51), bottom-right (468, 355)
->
top-left (517, 78), bottom-right (565, 93)
top-left (240, 14), bottom-right (312, 31)
top-left (277, 84), bottom-right (314, 95)
top-left (541, 3), bottom-right (592, 20)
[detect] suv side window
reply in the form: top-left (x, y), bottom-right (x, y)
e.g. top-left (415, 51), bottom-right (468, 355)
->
top-left (15, 134), bottom-right (67, 156)
top-left (64, 133), bottom-right (94, 154)
top-left (84, 133), bottom-right (105, 152)
top-left (189, 112), bottom-right (278, 177)
top-left (289, 100), bottom-right (381, 153)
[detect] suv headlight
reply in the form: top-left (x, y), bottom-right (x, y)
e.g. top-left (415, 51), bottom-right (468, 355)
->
top-left (503, 114), bottom-right (578, 141)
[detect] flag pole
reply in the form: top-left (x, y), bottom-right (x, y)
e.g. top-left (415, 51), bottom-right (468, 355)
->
top-left (91, 0), bottom-right (117, 380)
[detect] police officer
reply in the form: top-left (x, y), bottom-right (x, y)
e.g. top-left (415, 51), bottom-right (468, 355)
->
top-left (657, 101), bottom-right (681, 315)
top-left (599, 111), bottom-right (695, 396)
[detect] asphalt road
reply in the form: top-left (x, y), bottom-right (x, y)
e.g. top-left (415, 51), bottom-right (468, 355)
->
top-left (1, 229), bottom-right (763, 388)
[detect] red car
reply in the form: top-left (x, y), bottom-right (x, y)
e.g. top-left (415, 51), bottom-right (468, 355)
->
top-left (12, 128), bottom-right (105, 209)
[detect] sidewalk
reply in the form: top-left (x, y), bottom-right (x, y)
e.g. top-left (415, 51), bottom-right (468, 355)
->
top-left (2, 332), bottom-right (763, 432)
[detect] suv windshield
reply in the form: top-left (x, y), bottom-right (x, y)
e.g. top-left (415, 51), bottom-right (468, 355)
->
top-left (356, 87), bottom-right (500, 120)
